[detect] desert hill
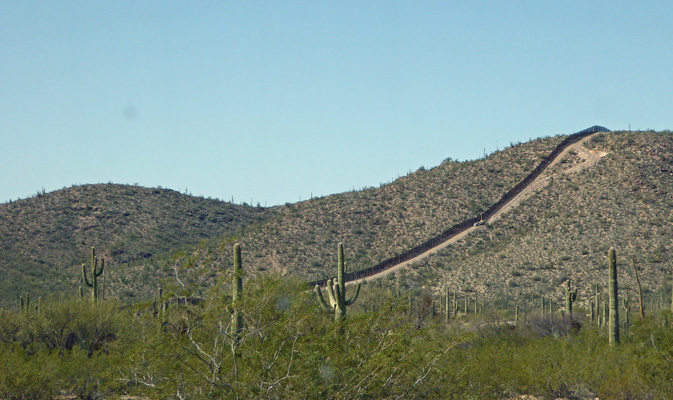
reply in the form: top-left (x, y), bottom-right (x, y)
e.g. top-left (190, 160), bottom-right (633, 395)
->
top-left (0, 184), bottom-right (275, 304)
top-left (409, 130), bottom-right (673, 309)
top-left (1, 129), bottom-right (672, 309)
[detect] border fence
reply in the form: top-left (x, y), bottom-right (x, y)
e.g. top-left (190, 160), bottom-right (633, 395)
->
top-left (309, 126), bottom-right (611, 288)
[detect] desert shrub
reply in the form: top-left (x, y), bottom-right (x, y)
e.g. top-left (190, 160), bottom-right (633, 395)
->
top-left (0, 346), bottom-right (60, 400)
top-left (2, 276), bottom-right (673, 398)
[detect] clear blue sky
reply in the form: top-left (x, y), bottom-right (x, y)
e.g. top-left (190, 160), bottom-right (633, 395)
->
top-left (2, 2), bottom-right (672, 206)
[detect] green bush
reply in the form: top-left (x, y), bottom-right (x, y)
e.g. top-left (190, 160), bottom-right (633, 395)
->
top-left (1, 276), bottom-right (673, 398)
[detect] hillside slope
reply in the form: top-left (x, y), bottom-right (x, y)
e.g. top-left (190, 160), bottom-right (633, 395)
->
top-left (228, 135), bottom-right (566, 280)
top-left (0, 132), bottom-right (564, 305)
top-left (0, 184), bottom-right (275, 303)
top-left (161, 129), bottom-right (673, 310)
top-left (2, 129), bottom-right (672, 310)
top-left (406, 130), bottom-right (673, 308)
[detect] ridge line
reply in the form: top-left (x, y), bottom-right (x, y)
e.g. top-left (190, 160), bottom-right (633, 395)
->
top-left (310, 126), bottom-right (611, 287)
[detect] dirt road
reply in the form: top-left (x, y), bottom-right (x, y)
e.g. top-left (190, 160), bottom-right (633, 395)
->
top-left (349, 135), bottom-right (607, 285)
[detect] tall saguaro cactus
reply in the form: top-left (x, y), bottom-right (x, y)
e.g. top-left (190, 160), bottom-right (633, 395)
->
top-left (315, 243), bottom-right (361, 321)
top-left (623, 295), bottom-right (630, 334)
top-left (608, 247), bottom-right (620, 345)
top-left (232, 243), bottom-right (244, 340)
top-left (565, 279), bottom-right (578, 317)
top-left (631, 254), bottom-right (645, 321)
top-left (82, 247), bottom-right (104, 302)
top-left (595, 284), bottom-right (601, 327)
top-left (156, 287), bottom-right (167, 322)
top-left (444, 287), bottom-right (450, 323)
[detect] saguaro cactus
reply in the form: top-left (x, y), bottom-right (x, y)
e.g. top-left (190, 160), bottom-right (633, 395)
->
top-left (565, 279), bottom-right (578, 317)
top-left (631, 254), bottom-right (645, 320)
top-left (82, 247), bottom-right (104, 302)
top-left (608, 247), bottom-right (620, 345)
top-left (315, 243), bottom-right (361, 321)
top-left (232, 243), bottom-right (244, 340)
top-left (444, 287), bottom-right (450, 323)
top-left (406, 292), bottom-right (413, 316)
top-left (595, 284), bottom-right (601, 327)
top-left (156, 287), bottom-right (168, 315)
top-left (623, 295), bottom-right (630, 333)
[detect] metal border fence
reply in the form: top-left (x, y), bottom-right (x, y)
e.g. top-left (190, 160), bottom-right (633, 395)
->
top-left (309, 126), bottom-right (611, 287)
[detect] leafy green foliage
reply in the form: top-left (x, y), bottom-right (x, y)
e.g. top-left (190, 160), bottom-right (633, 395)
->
top-left (1, 275), bottom-right (673, 399)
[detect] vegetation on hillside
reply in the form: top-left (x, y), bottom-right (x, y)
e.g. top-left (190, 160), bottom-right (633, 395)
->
top-left (405, 130), bottom-right (673, 306)
top-left (233, 135), bottom-right (565, 281)
top-left (0, 184), bottom-right (275, 305)
top-left (1, 130), bottom-right (672, 315)
top-left (2, 129), bottom-right (673, 398)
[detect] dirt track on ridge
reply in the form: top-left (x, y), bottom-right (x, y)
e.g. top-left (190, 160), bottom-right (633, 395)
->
top-left (348, 135), bottom-right (607, 285)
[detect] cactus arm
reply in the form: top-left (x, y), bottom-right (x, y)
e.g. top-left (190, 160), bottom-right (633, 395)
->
top-left (95, 258), bottom-right (104, 278)
top-left (82, 263), bottom-right (93, 287)
top-left (334, 283), bottom-right (345, 320)
top-left (345, 282), bottom-right (361, 306)
top-left (325, 278), bottom-right (337, 308)
top-left (315, 285), bottom-right (334, 313)
top-left (334, 283), bottom-right (345, 310)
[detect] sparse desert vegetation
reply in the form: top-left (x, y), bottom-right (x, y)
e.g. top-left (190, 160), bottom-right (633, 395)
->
top-left (1, 129), bottom-right (673, 398)
top-left (2, 265), bottom-right (673, 399)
